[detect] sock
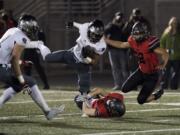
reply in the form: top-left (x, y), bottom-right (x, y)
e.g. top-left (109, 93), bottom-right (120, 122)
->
top-left (0, 87), bottom-right (16, 108)
top-left (30, 85), bottom-right (50, 114)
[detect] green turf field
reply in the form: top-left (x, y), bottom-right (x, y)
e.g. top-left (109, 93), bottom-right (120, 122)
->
top-left (0, 87), bottom-right (180, 135)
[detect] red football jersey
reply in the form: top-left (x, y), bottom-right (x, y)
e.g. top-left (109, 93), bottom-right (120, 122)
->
top-left (128, 36), bottom-right (160, 74)
top-left (92, 93), bottom-right (124, 117)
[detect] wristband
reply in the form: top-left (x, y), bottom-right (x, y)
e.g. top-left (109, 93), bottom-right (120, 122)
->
top-left (18, 75), bottom-right (25, 84)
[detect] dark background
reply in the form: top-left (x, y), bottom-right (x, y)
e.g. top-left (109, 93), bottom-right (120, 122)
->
top-left (1, 0), bottom-right (180, 88)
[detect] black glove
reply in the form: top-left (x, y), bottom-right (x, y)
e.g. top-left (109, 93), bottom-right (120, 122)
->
top-left (66, 21), bottom-right (74, 29)
top-left (82, 46), bottom-right (96, 58)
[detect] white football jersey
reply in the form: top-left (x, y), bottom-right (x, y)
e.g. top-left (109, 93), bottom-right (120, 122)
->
top-left (0, 28), bottom-right (30, 64)
top-left (73, 22), bottom-right (106, 63)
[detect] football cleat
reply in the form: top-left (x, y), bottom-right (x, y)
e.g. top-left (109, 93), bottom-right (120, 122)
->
top-left (153, 89), bottom-right (164, 100)
top-left (45, 104), bottom-right (65, 120)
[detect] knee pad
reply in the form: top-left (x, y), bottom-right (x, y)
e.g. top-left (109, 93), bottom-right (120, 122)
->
top-left (137, 96), bottom-right (146, 105)
top-left (121, 85), bottom-right (129, 93)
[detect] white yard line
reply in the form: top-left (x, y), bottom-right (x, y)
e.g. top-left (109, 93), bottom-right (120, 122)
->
top-left (6, 99), bottom-right (73, 104)
top-left (127, 108), bottom-right (180, 113)
top-left (81, 128), bottom-right (180, 135)
top-left (0, 107), bottom-right (180, 121)
top-left (152, 119), bottom-right (176, 123)
top-left (0, 114), bottom-right (64, 120)
top-left (0, 113), bottom-right (80, 120)
top-left (5, 98), bottom-right (180, 107)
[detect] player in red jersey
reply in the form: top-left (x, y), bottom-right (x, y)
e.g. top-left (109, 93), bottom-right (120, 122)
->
top-left (105, 22), bottom-right (169, 104)
top-left (75, 88), bottom-right (125, 117)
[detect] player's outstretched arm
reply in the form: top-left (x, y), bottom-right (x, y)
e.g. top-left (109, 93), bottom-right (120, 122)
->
top-left (82, 102), bottom-right (96, 117)
top-left (66, 21), bottom-right (82, 29)
top-left (11, 44), bottom-right (25, 84)
top-left (89, 88), bottom-right (109, 97)
top-left (154, 47), bottom-right (169, 70)
top-left (104, 37), bottom-right (130, 49)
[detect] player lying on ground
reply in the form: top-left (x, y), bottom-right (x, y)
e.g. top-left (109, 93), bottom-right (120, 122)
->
top-left (105, 22), bottom-right (169, 104)
top-left (0, 14), bottom-right (64, 120)
top-left (74, 88), bottom-right (125, 117)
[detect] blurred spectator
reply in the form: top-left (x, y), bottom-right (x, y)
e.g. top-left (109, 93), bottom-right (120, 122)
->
top-left (8, 10), bottom-right (18, 27)
top-left (104, 12), bottom-right (129, 90)
top-left (160, 17), bottom-right (180, 90)
top-left (0, 17), bottom-right (6, 37)
top-left (123, 8), bottom-right (151, 39)
top-left (1, 9), bottom-right (16, 29)
top-left (123, 8), bottom-right (152, 73)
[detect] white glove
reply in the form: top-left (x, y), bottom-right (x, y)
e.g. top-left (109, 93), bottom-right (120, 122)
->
top-left (83, 57), bottom-right (92, 64)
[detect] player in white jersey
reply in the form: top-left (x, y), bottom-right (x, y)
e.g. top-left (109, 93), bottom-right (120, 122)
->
top-left (43, 19), bottom-right (106, 94)
top-left (0, 14), bottom-right (64, 120)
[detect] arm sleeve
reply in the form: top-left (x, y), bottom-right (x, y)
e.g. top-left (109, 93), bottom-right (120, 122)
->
top-left (14, 32), bottom-right (30, 47)
top-left (94, 41), bottom-right (107, 55)
top-left (73, 22), bottom-right (82, 29)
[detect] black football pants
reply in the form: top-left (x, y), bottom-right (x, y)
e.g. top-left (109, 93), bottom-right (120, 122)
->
top-left (122, 68), bottom-right (159, 104)
top-left (45, 49), bottom-right (91, 94)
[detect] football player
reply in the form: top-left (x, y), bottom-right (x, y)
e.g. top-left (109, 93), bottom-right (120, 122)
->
top-left (0, 14), bottom-right (64, 120)
top-left (42, 19), bottom-right (106, 95)
top-left (75, 88), bottom-right (125, 117)
top-left (105, 22), bottom-right (169, 104)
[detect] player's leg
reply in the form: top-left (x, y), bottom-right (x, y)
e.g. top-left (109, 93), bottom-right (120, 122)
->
top-left (24, 75), bottom-right (64, 120)
top-left (32, 52), bottom-right (50, 89)
top-left (76, 63), bottom-right (91, 94)
top-left (121, 68), bottom-right (143, 93)
top-left (45, 50), bottom-right (69, 63)
top-left (0, 87), bottom-right (16, 108)
top-left (108, 49), bottom-right (122, 90)
top-left (170, 60), bottom-right (180, 89)
top-left (119, 50), bottom-right (129, 87)
top-left (0, 66), bottom-right (18, 108)
top-left (137, 72), bottom-right (159, 104)
top-left (160, 61), bottom-right (171, 89)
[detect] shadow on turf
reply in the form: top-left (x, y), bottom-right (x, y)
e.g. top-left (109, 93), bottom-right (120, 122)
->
top-left (40, 121), bottom-right (83, 129)
top-left (40, 121), bottom-right (129, 131)
top-left (111, 117), bottom-right (180, 126)
top-left (153, 115), bottom-right (180, 118)
top-left (0, 119), bottom-right (38, 124)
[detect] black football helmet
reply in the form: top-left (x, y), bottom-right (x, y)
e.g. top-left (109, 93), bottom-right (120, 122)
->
top-left (87, 19), bottom-right (104, 43)
top-left (106, 99), bottom-right (126, 117)
top-left (18, 13), bottom-right (39, 40)
top-left (131, 22), bottom-right (149, 42)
